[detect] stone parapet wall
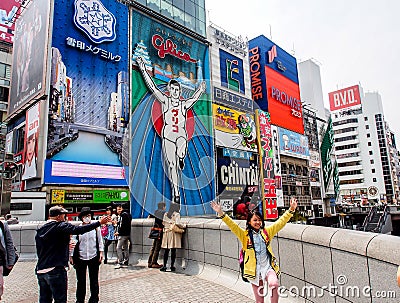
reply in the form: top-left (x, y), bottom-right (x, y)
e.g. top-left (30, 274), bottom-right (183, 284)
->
top-left (10, 218), bottom-right (400, 302)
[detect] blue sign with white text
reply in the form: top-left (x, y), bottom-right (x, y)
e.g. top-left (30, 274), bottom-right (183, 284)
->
top-left (45, 0), bottom-right (129, 187)
top-left (249, 35), bottom-right (299, 84)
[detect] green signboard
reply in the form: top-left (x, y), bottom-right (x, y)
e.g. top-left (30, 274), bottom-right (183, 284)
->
top-left (51, 189), bottom-right (129, 204)
top-left (320, 117), bottom-right (334, 191)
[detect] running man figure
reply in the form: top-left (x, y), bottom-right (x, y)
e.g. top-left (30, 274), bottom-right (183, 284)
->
top-left (137, 56), bottom-right (206, 204)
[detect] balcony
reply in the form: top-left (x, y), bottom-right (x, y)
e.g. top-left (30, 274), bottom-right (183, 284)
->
top-left (338, 165), bottom-right (363, 172)
top-left (283, 195), bottom-right (311, 207)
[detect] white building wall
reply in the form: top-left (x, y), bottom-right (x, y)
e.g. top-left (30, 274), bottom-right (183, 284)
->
top-left (331, 90), bottom-right (389, 202)
top-left (298, 59), bottom-right (326, 121)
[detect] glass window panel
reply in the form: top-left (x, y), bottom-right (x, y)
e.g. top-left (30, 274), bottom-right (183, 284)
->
top-left (135, 0), bottom-right (146, 5)
top-left (173, 7), bottom-right (185, 23)
top-left (147, 0), bottom-right (161, 13)
top-left (197, 7), bottom-right (205, 22)
top-left (185, 1), bottom-right (195, 16)
top-left (185, 13), bottom-right (195, 29)
top-left (172, 0), bottom-right (185, 10)
top-left (160, 0), bottom-right (173, 18)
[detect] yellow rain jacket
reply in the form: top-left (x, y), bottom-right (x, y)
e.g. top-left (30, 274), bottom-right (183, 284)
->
top-left (222, 210), bottom-right (293, 279)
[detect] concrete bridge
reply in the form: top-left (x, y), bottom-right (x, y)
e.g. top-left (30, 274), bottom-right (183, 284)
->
top-left (8, 218), bottom-right (400, 302)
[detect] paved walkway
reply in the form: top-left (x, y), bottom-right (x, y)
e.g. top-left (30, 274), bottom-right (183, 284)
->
top-left (1, 260), bottom-right (252, 303)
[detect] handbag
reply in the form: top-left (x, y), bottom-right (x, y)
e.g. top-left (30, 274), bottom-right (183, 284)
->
top-left (170, 223), bottom-right (185, 234)
top-left (101, 225), bottom-right (108, 237)
top-left (148, 227), bottom-right (162, 239)
top-left (3, 246), bottom-right (19, 277)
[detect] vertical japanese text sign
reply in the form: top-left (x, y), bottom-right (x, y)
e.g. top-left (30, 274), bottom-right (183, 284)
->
top-left (255, 109), bottom-right (278, 219)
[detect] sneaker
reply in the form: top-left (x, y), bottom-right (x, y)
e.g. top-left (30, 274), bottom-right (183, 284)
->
top-left (152, 264), bottom-right (162, 269)
top-left (159, 266), bottom-right (167, 272)
top-left (114, 264), bottom-right (122, 269)
top-left (179, 158), bottom-right (185, 170)
top-left (170, 266), bottom-right (176, 272)
top-left (123, 260), bottom-right (129, 266)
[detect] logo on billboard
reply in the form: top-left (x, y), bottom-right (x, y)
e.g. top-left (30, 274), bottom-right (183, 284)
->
top-left (74, 0), bottom-right (116, 43)
top-left (152, 34), bottom-right (197, 63)
top-left (329, 85), bottom-right (361, 111)
top-left (219, 49), bottom-right (244, 94)
top-left (268, 45), bottom-right (277, 63)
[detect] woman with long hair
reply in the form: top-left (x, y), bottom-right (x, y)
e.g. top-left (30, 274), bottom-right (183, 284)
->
top-left (159, 202), bottom-right (185, 272)
top-left (211, 198), bottom-right (298, 303)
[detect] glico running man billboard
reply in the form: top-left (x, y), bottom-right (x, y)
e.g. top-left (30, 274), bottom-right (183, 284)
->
top-left (130, 10), bottom-right (214, 217)
top-left (44, 0), bottom-right (129, 186)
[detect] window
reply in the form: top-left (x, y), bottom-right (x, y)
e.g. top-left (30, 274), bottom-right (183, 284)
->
top-left (369, 150), bottom-right (373, 155)
top-left (373, 178), bottom-right (377, 182)
top-left (0, 63), bottom-right (11, 79)
top-left (367, 133), bottom-right (370, 138)
top-left (372, 169), bottom-right (375, 173)
top-left (370, 159), bottom-right (374, 164)
top-left (364, 117), bottom-right (368, 121)
top-left (366, 125), bottom-right (369, 129)
top-left (368, 142), bottom-right (372, 146)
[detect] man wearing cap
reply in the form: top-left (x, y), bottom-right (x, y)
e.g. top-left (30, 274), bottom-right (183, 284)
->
top-left (35, 206), bottom-right (110, 303)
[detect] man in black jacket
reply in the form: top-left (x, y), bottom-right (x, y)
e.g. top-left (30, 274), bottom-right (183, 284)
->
top-left (147, 201), bottom-right (166, 268)
top-left (114, 204), bottom-right (132, 268)
top-left (35, 206), bottom-right (110, 303)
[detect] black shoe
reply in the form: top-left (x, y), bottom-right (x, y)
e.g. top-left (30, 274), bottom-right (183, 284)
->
top-left (179, 158), bottom-right (185, 170)
top-left (104, 260), bottom-right (107, 264)
top-left (170, 266), bottom-right (176, 272)
top-left (123, 260), bottom-right (129, 266)
top-left (160, 266), bottom-right (167, 272)
top-left (174, 196), bottom-right (180, 204)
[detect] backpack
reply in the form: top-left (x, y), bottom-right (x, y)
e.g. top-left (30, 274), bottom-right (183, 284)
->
top-left (0, 221), bottom-right (19, 276)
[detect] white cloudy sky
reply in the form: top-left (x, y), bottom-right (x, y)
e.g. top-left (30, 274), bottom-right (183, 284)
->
top-left (205, 0), bottom-right (400, 142)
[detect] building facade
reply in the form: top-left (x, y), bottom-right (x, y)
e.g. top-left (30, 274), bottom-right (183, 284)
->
top-left (330, 86), bottom-right (397, 204)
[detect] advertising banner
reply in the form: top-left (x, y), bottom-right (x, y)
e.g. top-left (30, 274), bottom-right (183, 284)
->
top-left (255, 109), bottom-right (278, 219)
top-left (51, 189), bottom-right (129, 204)
top-left (22, 102), bottom-right (40, 180)
top-left (216, 146), bottom-right (259, 196)
top-left (9, 0), bottom-right (51, 116)
top-left (213, 104), bottom-right (257, 152)
top-left (329, 85), bottom-right (361, 112)
top-left (309, 150), bottom-right (321, 168)
top-left (248, 35), bottom-right (299, 112)
top-left (0, 0), bottom-right (20, 43)
top-left (321, 117), bottom-right (334, 191)
top-left (249, 35), bottom-right (299, 84)
top-left (266, 67), bottom-right (304, 134)
top-left (129, 10), bottom-right (214, 217)
top-left (271, 125), bottom-right (283, 207)
top-left (207, 25), bottom-right (253, 112)
top-left (278, 127), bottom-right (310, 159)
top-left (44, 0), bottom-right (129, 187)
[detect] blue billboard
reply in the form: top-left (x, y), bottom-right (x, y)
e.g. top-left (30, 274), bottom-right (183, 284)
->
top-left (278, 127), bottom-right (310, 159)
top-left (44, 0), bottom-right (129, 186)
top-left (248, 35), bottom-right (299, 111)
top-left (129, 10), bottom-right (215, 218)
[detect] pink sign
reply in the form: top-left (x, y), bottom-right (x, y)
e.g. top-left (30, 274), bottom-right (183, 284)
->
top-left (0, 0), bottom-right (21, 43)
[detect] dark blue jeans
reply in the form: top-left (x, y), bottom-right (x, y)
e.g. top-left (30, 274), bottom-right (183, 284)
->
top-left (37, 267), bottom-right (67, 303)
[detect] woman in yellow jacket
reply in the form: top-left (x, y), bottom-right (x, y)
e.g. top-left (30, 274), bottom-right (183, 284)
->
top-left (211, 198), bottom-right (297, 303)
